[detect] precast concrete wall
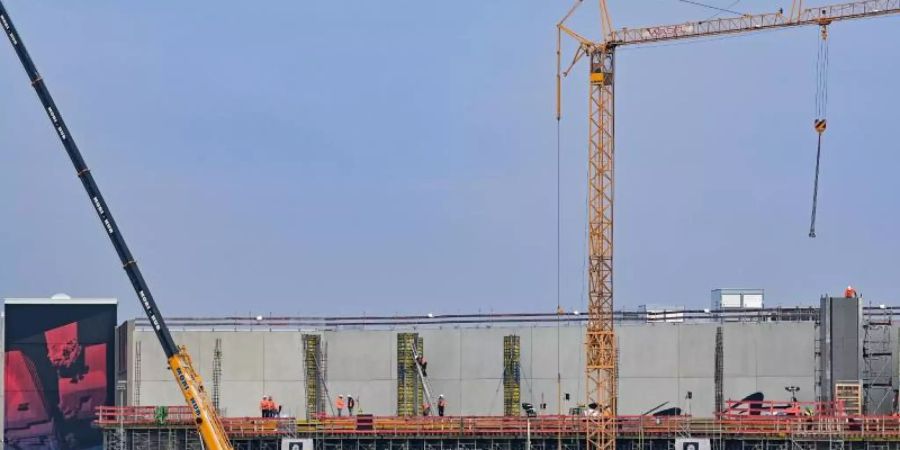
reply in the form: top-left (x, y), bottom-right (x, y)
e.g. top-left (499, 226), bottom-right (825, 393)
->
top-left (122, 321), bottom-right (816, 418)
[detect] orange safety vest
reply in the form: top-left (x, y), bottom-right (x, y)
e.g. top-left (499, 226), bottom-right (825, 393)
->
top-left (260, 400), bottom-right (268, 410)
top-left (438, 398), bottom-right (446, 407)
top-left (336, 398), bottom-right (346, 409)
top-left (845, 288), bottom-right (857, 298)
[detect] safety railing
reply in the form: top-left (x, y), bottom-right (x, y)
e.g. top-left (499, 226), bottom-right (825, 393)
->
top-left (96, 406), bottom-right (294, 438)
top-left (97, 407), bottom-right (900, 440)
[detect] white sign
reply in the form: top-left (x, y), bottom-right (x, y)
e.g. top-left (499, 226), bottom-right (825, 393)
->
top-left (675, 439), bottom-right (711, 450)
top-left (282, 439), bottom-right (314, 450)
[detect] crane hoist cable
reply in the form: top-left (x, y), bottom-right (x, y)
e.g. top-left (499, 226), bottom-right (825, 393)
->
top-left (809, 24), bottom-right (829, 238)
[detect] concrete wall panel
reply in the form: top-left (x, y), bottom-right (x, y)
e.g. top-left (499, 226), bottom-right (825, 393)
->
top-left (619, 325), bottom-right (679, 377)
top-left (264, 333), bottom-right (304, 381)
top-left (677, 325), bottom-right (715, 378)
top-left (126, 322), bottom-right (818, 418)
top-left (418, 329), bottom-right (461, 381)
top-left (618, 378), bottom-right (678, 415)
top-left (326, 330), bottom-right (393, 381)
top-left (460, 329), bottom-right (506, 379)
top-left (221, 332), bottom-right (265, 381)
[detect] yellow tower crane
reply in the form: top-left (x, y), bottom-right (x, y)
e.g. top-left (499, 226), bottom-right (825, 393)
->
top-left (557, 2), bottom-right (899, 450)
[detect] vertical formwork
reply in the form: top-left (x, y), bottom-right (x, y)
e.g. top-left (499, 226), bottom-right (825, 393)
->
top-left (303, 334), bottom-right (326, 418)
top-left (503, 335), bottom-right (521, 416)
top-left (714, 326), bottom-right (723, 415)
top-left (397, 333), bottom-right (421, 416)
top-left (212, 337), bottom-right (222, 414)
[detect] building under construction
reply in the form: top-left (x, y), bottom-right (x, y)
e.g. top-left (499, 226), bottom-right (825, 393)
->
top-left (96, 297), bottom-right (900, 449)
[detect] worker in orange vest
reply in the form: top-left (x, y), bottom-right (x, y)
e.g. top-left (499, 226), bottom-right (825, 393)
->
top-left (422, 401), bottom-right (432, 416)
top-left (335, 395), bottom-right (346, 417)
top-left (437, 395), bottom-right (447, 417)
top-left (259, 396), bottom-right (268, 417)
top-left (270, 396), bottom-right (281, 418)
top-left (844, 285), bottom-right (858, 298)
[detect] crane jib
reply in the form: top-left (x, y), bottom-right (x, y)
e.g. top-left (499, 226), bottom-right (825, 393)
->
top-left (0, 2), bottom-right (178, 358)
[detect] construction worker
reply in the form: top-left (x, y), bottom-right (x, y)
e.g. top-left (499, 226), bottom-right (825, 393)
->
top-left (437, 395), bottom-right (447, 417)
top-left (422, 401), bottom-right (431, 417)
top-left (335, 395), bottom-right (345, 417)
top-left (416, 355), bottom-right (428, 377)
top-left (844, 285), bottom-right (858, 298)
top-left (347, 395), bottom-right (356, 416)
top-left (260, 396), bottom-right (268, 417)
top-left (264, 396), bottom-right (275, 417)
top-left (270, 396), bottom-right (282, 418)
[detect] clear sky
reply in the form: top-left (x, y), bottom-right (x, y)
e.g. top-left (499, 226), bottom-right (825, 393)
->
top-left (0, 1), bottom-right (897, 320)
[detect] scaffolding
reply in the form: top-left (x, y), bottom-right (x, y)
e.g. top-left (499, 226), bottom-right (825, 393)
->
top-left (134, 340), bottom-right (142, 406)
top-left (863, 310), bottom-right (894, 414)
top-left (714, 326), bottom-right (723, 415)
top-left (213, 337), bottom-right (223, 414)
top-left (503, 335), bottom-right (521, 416)
top-left (836, 383), bottom-right (863, 415)
top-left (303, 334), bottom-right (329, 418)
top-left (398, 333), bottom-right (427, 416)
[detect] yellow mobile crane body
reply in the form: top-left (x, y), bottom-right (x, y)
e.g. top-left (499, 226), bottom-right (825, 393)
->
top-left (0, 2), bottom-right (232, 449)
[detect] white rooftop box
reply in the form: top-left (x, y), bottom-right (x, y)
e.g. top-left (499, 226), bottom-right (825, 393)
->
top-left (711, 288), bottom-right (764, 310)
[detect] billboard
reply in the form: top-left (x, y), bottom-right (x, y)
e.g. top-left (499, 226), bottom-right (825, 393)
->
top-left (4, 298), bottom-right (116, 450)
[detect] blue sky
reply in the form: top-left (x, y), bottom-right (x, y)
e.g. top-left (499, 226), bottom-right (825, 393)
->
top-left (0, 1), bottom-right (897, 320)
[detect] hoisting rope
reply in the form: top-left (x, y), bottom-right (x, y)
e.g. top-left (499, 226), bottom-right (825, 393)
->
top-left (809, 24), bottom-right (829, 238)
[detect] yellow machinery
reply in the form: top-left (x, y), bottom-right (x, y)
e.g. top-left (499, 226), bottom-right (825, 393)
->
top-left (557, 2), bottom-right (900, 450)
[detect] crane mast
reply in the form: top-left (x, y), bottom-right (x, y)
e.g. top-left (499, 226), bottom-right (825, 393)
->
top-left (0, 3), bottom-right (232, 449)
top-left (558, 3), bottom-right (900, 450)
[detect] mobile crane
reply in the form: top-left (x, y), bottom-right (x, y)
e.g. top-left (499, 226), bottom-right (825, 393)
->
top-left (0, 2), bottom-right (233, 449)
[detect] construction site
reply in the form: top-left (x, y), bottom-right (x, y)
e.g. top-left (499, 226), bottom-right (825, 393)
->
top-left (0, 1), bottom-right (898, 450)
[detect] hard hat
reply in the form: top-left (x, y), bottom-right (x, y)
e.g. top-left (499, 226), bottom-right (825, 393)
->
top-left (439, 394), bottom-right (444, 398)
top-left (339, 394), bottom-right (343, 397)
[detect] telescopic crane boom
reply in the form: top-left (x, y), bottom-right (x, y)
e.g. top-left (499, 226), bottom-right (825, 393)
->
top-left (0, 3), bottom-right (232, 449)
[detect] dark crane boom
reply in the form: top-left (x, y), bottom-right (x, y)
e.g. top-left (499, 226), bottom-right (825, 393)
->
top-left (0, 3), bottom-right (232, 448)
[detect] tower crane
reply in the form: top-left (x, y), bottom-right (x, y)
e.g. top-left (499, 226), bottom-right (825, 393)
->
top-left (557, 2), bottom-right (899, 450)
top-left (0, 2), bottom-right (233, 449)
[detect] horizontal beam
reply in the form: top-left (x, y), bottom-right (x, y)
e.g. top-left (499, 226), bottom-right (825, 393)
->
top-left (608, 0), bottom-right (900, 47)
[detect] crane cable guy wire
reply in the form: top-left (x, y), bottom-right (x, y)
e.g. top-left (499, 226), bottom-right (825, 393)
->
top-left (809, 24), bottom-right (829, 238)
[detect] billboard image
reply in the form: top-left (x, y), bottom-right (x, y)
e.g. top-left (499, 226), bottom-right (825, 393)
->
top-left (4, 298), bottom-right (116, 450)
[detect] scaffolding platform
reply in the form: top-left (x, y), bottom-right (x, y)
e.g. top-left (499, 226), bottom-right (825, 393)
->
top-left (97, 407), bottom-right (900, 450)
